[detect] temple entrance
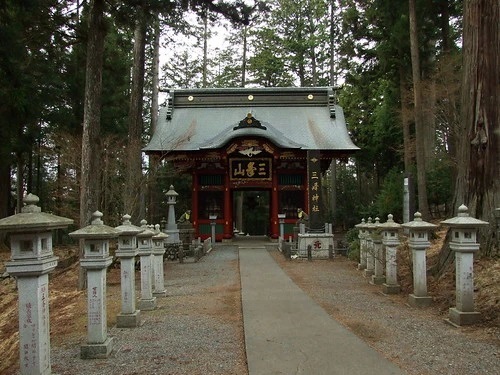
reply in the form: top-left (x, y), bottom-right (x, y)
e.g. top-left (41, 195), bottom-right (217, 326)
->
top-left (233, 190), bottom-right (270, 236)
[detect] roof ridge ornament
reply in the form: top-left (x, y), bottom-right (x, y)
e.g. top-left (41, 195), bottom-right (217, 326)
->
top-left (233, 112), bottom-right (267, 131)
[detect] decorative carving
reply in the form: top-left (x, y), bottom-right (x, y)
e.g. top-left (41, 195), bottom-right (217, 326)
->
top-left (233, 112), bottom-right (267, 131)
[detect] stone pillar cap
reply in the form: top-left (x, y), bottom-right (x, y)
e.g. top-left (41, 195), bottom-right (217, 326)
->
top-left (69, 211), bottom-right (119, 239)
top-left (152, 224), bottom-right (168, 240)
top-left (0, 193), bottom-right (73, 232)
top-left (166, 185), bottom-right (179, 197)
top-left (137, 219), bottom-right (155, 238)
top-left (115, 214), bottom-right (144, 236)
top-left (401, 212), bottom-right (437, 231)
top-left (441, 205), bottom-right (489, 228)
top-left (379, 214), bottom-right (402, 231)
top-left (355, 218), bottom-right (367, 230)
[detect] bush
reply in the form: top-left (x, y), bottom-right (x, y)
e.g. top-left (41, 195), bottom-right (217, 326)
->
top-left (345, 227), bottom-right (360, 262)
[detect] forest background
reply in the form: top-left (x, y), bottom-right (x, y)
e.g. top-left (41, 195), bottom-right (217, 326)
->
top-left (0, 0), bottom-right (497, 261)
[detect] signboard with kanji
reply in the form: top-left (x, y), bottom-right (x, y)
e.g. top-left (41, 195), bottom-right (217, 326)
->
top-left (229, 158), bottom-right (272, 181)
top-left (307, 150), bottom-right (322, 230)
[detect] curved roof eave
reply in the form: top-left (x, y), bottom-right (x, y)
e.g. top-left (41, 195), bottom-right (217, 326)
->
top-left (198, 123), bottom-right (307, 150)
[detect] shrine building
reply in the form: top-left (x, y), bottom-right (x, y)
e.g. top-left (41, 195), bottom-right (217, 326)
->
top-left (144, 87), bottom-right (358, 241)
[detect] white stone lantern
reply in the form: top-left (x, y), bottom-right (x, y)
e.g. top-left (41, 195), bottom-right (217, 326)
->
top-left (401, 212), bottom-right (436, 307)
top-left (379, 214), bottom-right (401, 294)
top-left (0, 193), bottom-right (73, 375)
top-left (355, 218), bottom-right (367, 270)
top-left (69, 211), bottom-right (119, 359)
top-left (136, 220), bottom-right (157, 310)
top-left (441, 205), bottom-right (489, 326)
top-left (363, 217), bottom-right (376, 278)
top-left (152, 224), bottom-right (168, 297)
top-left (114, 214), bottom-right (143, 328)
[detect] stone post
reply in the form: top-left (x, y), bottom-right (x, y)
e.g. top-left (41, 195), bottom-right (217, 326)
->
top-left (363, 217), bottom-right (375, 278)
top-left (402, 212), bottom-right (436, 307)
top-left (379, 214), bottom-right (401, 294)
top-left (441, 205), bottom-right (489, 326)
top-left (370, 218), bottom-right (385, 285)
top-left (69, 211), bottom-right (118, 359)
top-left (0, 194), bottom-right (73, 375)
top-left (210, 214), bottom-right (217, 244)
top-left (165, 185), bottom-right (180, 243)
top-left (115, 214), bottom-right (143, 328)
top-left (355, 219), bottom-right (367, 270)
top-left (278, 213), bottom-right (286, 239)
top-left (152, 224), bottom-right (168, 297)
top-left (137, 220), bottom-right (157, 310)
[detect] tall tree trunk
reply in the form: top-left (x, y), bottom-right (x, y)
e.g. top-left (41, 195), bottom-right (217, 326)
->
top-left (202, 8), bottom-right (208, 88)
top-left (400, 66), bottom-right (413, 173)
top-left (241, 25), bottom-right (247, 87)
top-left (124, 7), bottom-right (146, 222)
top-left (454, 0), bottom-right (499, 256)
top-left (409, 0), bottom-right (430, 219)
top-left (148, 16), bottom-right (161, 224)
top-left (80, 0), bottom-right (106, 288)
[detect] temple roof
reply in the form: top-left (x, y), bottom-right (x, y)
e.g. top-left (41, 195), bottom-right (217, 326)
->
top-left (143, 87), bottom-right (359, 154)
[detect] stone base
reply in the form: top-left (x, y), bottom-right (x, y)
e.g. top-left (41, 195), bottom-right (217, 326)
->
top-left (153, 289), bottom-right (167, 297)
top-left (357, 263), bottom-right (366, 270)
top-left (382, 283), bottom-right (400, 294)
top-left (370, 275), bottom-right (386, 285)
top-left (446, 307), bottom-right (481, 326)
top-left (81, 337), bottom-right (114, 359)
top-left (116, 310), bottom-right (141, 328)
top-left (138, 297), bottom-right (157, 311)
top-left (408, 294), bottom-right (432, 307)
top-left (363, 269), bottom-right (374, 278)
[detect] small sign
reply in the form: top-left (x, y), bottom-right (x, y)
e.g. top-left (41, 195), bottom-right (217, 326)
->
top-left (229, 158), bottom-right (272, 180)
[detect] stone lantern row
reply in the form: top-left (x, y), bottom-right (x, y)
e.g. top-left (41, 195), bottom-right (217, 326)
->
top-left (0, 194), bottom-right (171, 375)
top-left (355, 204), bottom-right (489, 327)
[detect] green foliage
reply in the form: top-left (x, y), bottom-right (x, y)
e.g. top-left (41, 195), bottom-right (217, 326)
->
top-left (345, 227), bottom-right (360, 262)
top-left (426, 157), bottom-right (453, 216)
top-left (375, 168), bottom-right (404, 222)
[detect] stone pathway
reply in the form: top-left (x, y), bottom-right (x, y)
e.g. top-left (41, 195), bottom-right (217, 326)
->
top-left (239, 245), bottom-right (403, 375)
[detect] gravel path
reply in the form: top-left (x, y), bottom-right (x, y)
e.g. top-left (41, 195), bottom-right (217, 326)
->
top-left (270, 250), bottom-right (500, 375)
top-left (50, 247), bottom-right (247, 375)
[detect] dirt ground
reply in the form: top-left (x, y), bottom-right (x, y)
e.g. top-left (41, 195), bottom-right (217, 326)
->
top-left (0, 232), bottom-right (498, 374)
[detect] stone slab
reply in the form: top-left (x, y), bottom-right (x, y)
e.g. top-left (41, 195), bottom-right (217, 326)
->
top-left (408, 294), bottom-right (432, 307)
top-left (138, 297), bottom-right (157, 311)
top-left (382, 283), bottom-right (401, 294)
top-left (370, 275), bottom-right (386, 285)
top-left (153, 289), bottom-right (167, 297)
top-left (80, 337), bottom-right (114, 359)
top-left (447, 307), bottom-right (481, 326)
top-left (116, 311), bottom-right (142, 328)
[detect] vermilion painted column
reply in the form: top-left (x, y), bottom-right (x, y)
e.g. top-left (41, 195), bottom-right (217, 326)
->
top-left (223, 172), bottom-right (232, 239)
top-left (192, 171), bottom-right (199, 238)
top-left (270, 168), bottom-right (279, 239)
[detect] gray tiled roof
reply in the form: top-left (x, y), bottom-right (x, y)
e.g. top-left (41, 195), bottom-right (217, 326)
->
top-left (143, 87), bottom-right (359, 153)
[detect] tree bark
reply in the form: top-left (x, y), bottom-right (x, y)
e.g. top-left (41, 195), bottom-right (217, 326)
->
top-left (409, 0), bottom-right (430, 219)
top-left (79, 0), bottom-right (106, 288)
top-left (148, 16), bottom-right (161, 224)
top-left (124, 6), bottom-right (147, 222)
top-left (454, 0), bottom-right (499, 256)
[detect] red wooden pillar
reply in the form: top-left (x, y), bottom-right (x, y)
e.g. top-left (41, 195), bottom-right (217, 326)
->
top-left (223, 172), bottom-right (232, 239)
top-left (270, 166), bottom-right (279, 239)
top-left (192, 171), bottom-right (199, 238)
